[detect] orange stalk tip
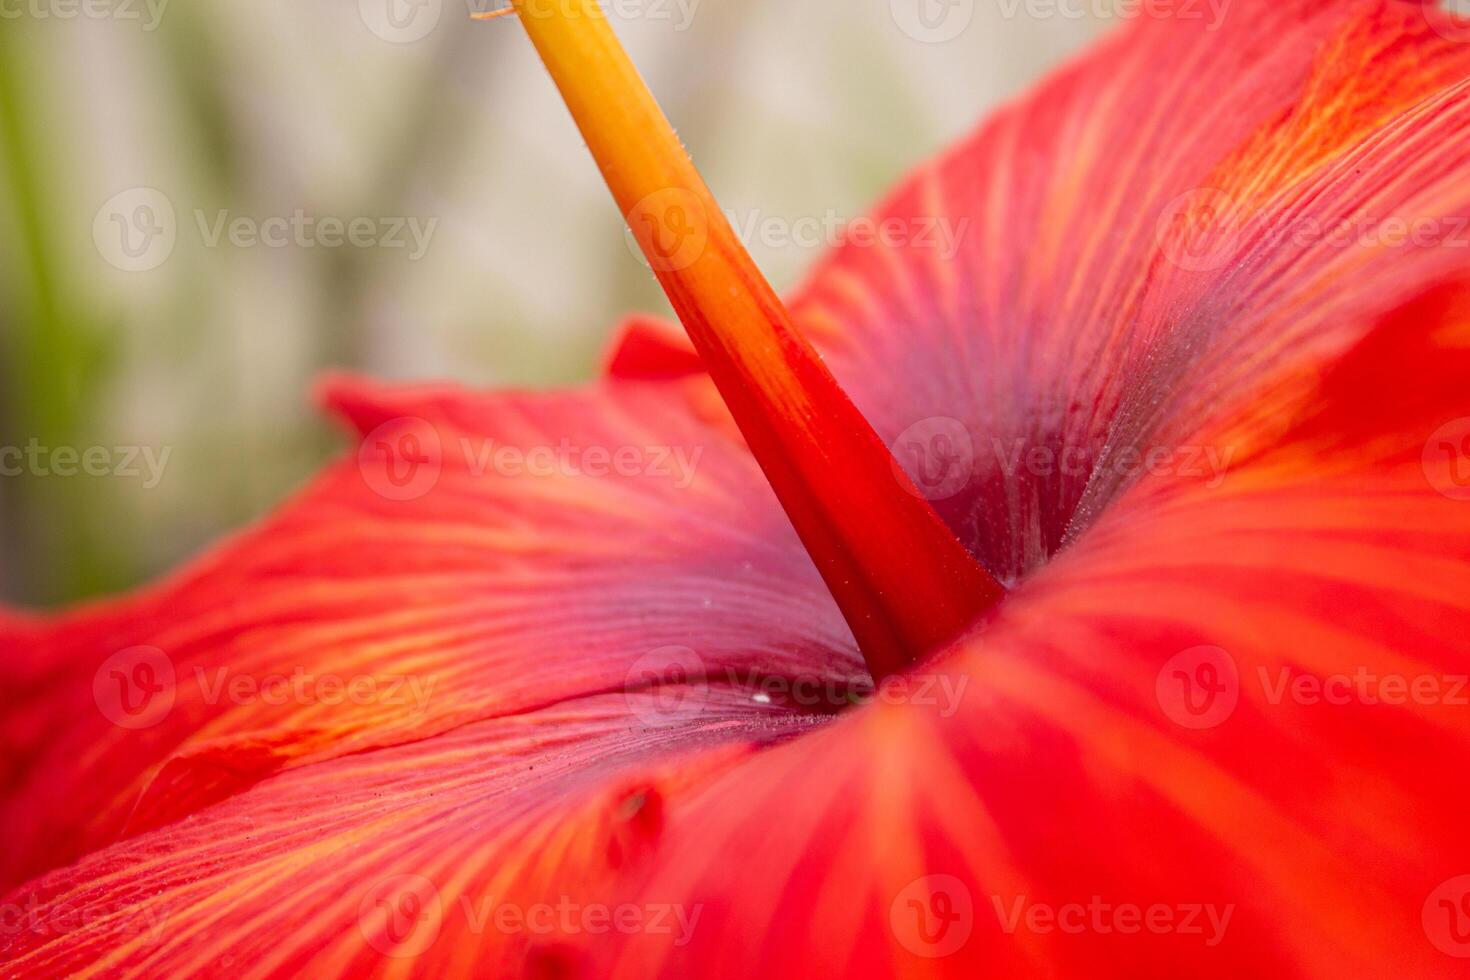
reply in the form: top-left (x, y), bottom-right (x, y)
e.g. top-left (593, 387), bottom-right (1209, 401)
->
top-left (471, 7), bottom-right (517, 21)
top-left (506, 0), bottom-right (1005, 680)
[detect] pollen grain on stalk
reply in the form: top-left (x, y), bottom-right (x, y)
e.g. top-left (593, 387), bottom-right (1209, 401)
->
top-left (502, 0), bottom-right (1005, 681)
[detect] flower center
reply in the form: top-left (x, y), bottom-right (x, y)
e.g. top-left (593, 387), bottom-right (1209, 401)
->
top-left (489, 0), bottom-right (1004, 680)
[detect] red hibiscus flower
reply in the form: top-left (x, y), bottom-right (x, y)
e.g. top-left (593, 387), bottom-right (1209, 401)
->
top-left (5, 0), bottom-right (1470, 976)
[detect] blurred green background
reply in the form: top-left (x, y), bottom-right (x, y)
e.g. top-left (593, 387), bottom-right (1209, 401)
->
top-left (0, 0), bottom-right (1102, 607)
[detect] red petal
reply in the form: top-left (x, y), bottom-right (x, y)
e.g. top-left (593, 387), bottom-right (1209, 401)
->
top-left (598, 275), bottom-right (1470, 978)
top-left (1, 691), bottom-right (816, 976)
top-left (0, 377), bottom-right (859, 892)
top-left (602, 315), bottom-right (702, 381)
top-left (7, 3), bottom-right (1470, 977)
top-left (782, 0), bottom-right (1470, 584)
top-left (8, 278), bottom-right (1466, 977)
